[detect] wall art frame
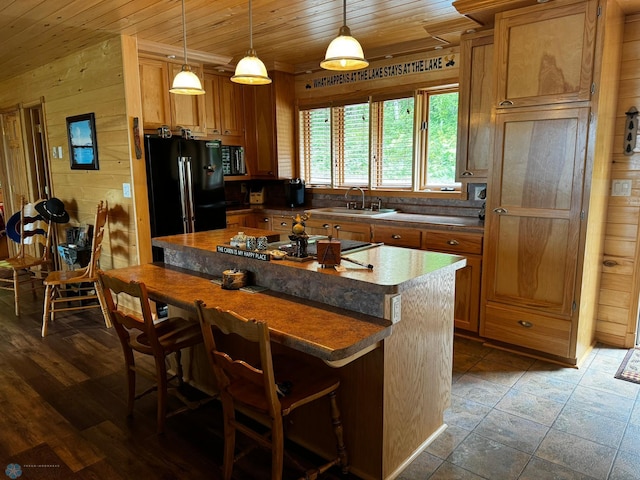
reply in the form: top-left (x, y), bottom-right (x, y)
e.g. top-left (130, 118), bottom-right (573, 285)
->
top-left (66, 112), bottom-right (99, 170)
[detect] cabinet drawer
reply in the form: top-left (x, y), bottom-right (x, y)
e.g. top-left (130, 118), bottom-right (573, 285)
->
top-left (272, 217), bottom-right (292, 232)
top-left (482, 304), bottom-right (571, 357)
top-left (423, 231), bottom-right (483, 255)
top-left (372, 226), bottom-right (421, 248)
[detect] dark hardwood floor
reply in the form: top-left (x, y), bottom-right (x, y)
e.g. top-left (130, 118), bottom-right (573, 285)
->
top-left (0, 287), bottom-right (355, 480)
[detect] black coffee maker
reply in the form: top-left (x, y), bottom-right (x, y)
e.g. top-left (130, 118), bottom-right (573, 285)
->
top-left (284, 178), bottom-right (305, 207)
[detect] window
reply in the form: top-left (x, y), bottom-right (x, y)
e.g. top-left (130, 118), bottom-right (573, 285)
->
top-left (418, 89), bottom-right (459, 189)
top-left (299, 88), bottom-right (459, 192)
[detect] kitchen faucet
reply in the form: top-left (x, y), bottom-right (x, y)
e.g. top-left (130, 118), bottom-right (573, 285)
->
top-left (345, 186), bottom-right (366, 209)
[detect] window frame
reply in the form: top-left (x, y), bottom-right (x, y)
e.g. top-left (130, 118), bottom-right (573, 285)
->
top-left (298, 85), bottom-right (462, 196)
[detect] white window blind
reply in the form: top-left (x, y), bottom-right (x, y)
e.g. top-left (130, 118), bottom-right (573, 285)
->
top-left (299, 108), bottom-right (331, 185)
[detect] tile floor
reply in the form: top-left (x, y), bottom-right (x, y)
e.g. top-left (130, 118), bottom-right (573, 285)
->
top-left (398, 337), bottom-right (640, 480)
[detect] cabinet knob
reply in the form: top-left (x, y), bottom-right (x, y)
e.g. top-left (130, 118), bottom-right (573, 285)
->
top-left (603, 260), bottom-right (618, 267)
top-left (447, 239), bottom-right (459, 246)
top-left (334, 225), bottom-right (341, 230)
top-left (461, 171), bottom-right (474, 176)
top-left (392, 234), bottom-right (402, 239)
top-left (517, 320), bottom-right (533, 328)
top-left (322, 223), bottom-right (330, 229)
top-left (280, 222), bottom-right (287, 227)
top-left (499, 100), bottom-right (514, 106)
top-left (493, 207), bottom-right (508, 214)
top-left (263, 218), bottom-right (269, 222)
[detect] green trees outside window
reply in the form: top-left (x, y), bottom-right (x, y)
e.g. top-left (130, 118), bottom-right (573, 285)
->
top-left (299, 88), bottom-right (459, 192)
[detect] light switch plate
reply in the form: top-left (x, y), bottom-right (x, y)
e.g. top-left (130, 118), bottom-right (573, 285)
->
top-left (612, 179), bottom-right (632, 197)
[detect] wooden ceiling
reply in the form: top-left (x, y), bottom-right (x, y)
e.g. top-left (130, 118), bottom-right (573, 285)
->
top-left (2, 0), bottom-right (640, 80)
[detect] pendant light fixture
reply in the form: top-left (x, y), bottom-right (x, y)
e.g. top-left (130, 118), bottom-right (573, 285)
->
top-left (170, 0), bottom-right (205, 95)
top-left (231, 0), bottom-right (272, 85)
top-left (320, 0), bottom-right (368, 71)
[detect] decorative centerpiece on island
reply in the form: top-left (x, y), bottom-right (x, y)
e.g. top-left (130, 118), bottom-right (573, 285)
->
top-left (289, 213), bottom-right (310, 258)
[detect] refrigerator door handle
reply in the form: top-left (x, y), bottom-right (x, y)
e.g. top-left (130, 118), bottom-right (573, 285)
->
top-left (178, 157), bottom-right (195, 233)
top-left (184, 157), bottom-right (196, 233)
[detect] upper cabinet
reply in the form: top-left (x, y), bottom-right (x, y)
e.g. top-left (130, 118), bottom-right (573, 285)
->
top-left (139, 56), bottom-right (206, 135)
top-left (203, 72), bottom-right (245, 144)
top-left (493, 0), bottom-right (598, 109)
top-left (456, 30), bottom-right (494, 181)
top-left (243, 70), bottom-right (296, 179)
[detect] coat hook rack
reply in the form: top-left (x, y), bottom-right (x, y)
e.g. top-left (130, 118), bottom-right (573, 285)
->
top-left (624, 107), bottom-right (638, 156)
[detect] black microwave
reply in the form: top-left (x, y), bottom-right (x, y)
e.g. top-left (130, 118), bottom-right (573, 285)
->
top-left (221, 145), bottom-right (246, 176)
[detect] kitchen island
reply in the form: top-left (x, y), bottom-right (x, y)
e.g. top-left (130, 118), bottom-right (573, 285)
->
top-left (108, 227), bottom-right (465, 479)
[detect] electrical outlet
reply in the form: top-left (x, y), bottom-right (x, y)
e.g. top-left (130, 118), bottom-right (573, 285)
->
top-left (391, 295), bottom-right (401, 324)
top-left (385, 294), bottom-right (402, 324)
top-left (472, 185), bottom-right (486, 201)
top-left (123, 183), bottom-right (131, 198)
top-left (240, 183), bottom-right (247, 193)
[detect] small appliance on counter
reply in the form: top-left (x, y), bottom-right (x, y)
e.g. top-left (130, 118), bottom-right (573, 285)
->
top-left (250, 185), bottom-right (265, 205)
top-left (285, 178), bottom-right (305, 207)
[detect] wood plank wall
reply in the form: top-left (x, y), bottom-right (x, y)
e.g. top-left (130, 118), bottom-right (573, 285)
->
top-left (597, 14), bottom-right (640, 347)
top-left (0, 36), bottom-right (137, 271)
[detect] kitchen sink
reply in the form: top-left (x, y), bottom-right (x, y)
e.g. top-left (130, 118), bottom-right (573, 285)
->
top-left (307, 207), bottom-right (397, 217)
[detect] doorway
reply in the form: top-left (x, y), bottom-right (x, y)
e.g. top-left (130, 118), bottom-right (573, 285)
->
top-left (0, 101), bottom-right (57, 266)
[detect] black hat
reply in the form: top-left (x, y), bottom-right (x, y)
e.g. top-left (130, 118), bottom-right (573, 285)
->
top-left (35, 198), bottom-right (69, 224)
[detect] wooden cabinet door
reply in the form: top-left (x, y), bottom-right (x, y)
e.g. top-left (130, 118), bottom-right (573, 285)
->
top-left (332, 222), bottom-right (371, 242)
top-left (483, 106), bottom-right (589, 317)
top-left (457, 31), bottom-right (494, 180)
top-left (253, 84), bottom-right (277, 177)
top-left (204, 73), bottom-right (245, 139)
top-left (139, 58), bottom-right (171, 130)
top-left (226, 214), bottom-right (246, 230)
top-left (494, 0), bottom-right (597, 108)
top-left (204, 74), bottom-right (223, 135)
top-left (168, 63), bottom-right (206, 135)
top-left (243, 71), bottom-right (296, 179)
top-left (219, 78), bottom-right (245, 137)
top-left (454, 254), bottom-right (482, 332)
top-left (305, 218), bottom-right (332, 237)
top-left (246, 213), bottom-right (272, 230)
top-left (372, 225), bottom-right (421, 248)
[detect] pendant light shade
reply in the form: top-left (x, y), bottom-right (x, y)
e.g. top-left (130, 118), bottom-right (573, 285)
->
top-left (320, 0), bottom-right (368, 71)
top-left (232, 0), bottom-right (272, 85)
top-left (170, 0), bottom-right (205, 95)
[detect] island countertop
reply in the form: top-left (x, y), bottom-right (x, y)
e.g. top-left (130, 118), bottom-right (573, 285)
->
top-left (103, 262), bottom-right (391, 363)
top-left (152, 228), bottom-right (467, 288)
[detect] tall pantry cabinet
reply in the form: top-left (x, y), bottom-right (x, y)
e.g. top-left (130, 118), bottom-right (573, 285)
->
top-left (480, 0), bottom-right (624, 365)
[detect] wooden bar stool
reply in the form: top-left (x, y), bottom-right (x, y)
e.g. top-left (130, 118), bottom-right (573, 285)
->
top-left (98, 272), bottom-right (206, 434)
top-left (195, 300), bottom-right (349, 480)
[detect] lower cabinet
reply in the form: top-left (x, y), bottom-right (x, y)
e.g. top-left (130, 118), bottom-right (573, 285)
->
top-left (422, 230), bottom-right (483, 333)
top-left (306, 219), bottom-right (371, 241)
top-left (226, 214), bottom-right (247, 230)
top-left (483, 304), bottom-right (572, 358)
top-left (371, 226), bottom-right (484, 334)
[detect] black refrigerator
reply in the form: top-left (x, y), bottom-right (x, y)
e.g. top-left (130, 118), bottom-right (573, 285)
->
top-left (144, 134), bottom-right (227, 260)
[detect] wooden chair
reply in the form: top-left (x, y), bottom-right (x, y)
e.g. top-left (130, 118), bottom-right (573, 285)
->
top-left (0, 198), bottom-right (52, 316)
top-left (42, 201), bottom-right (111, 337)
top-left (195, 300), bottom-right (349, 480)
top-left (98, 271), bottom-right (205, 434)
